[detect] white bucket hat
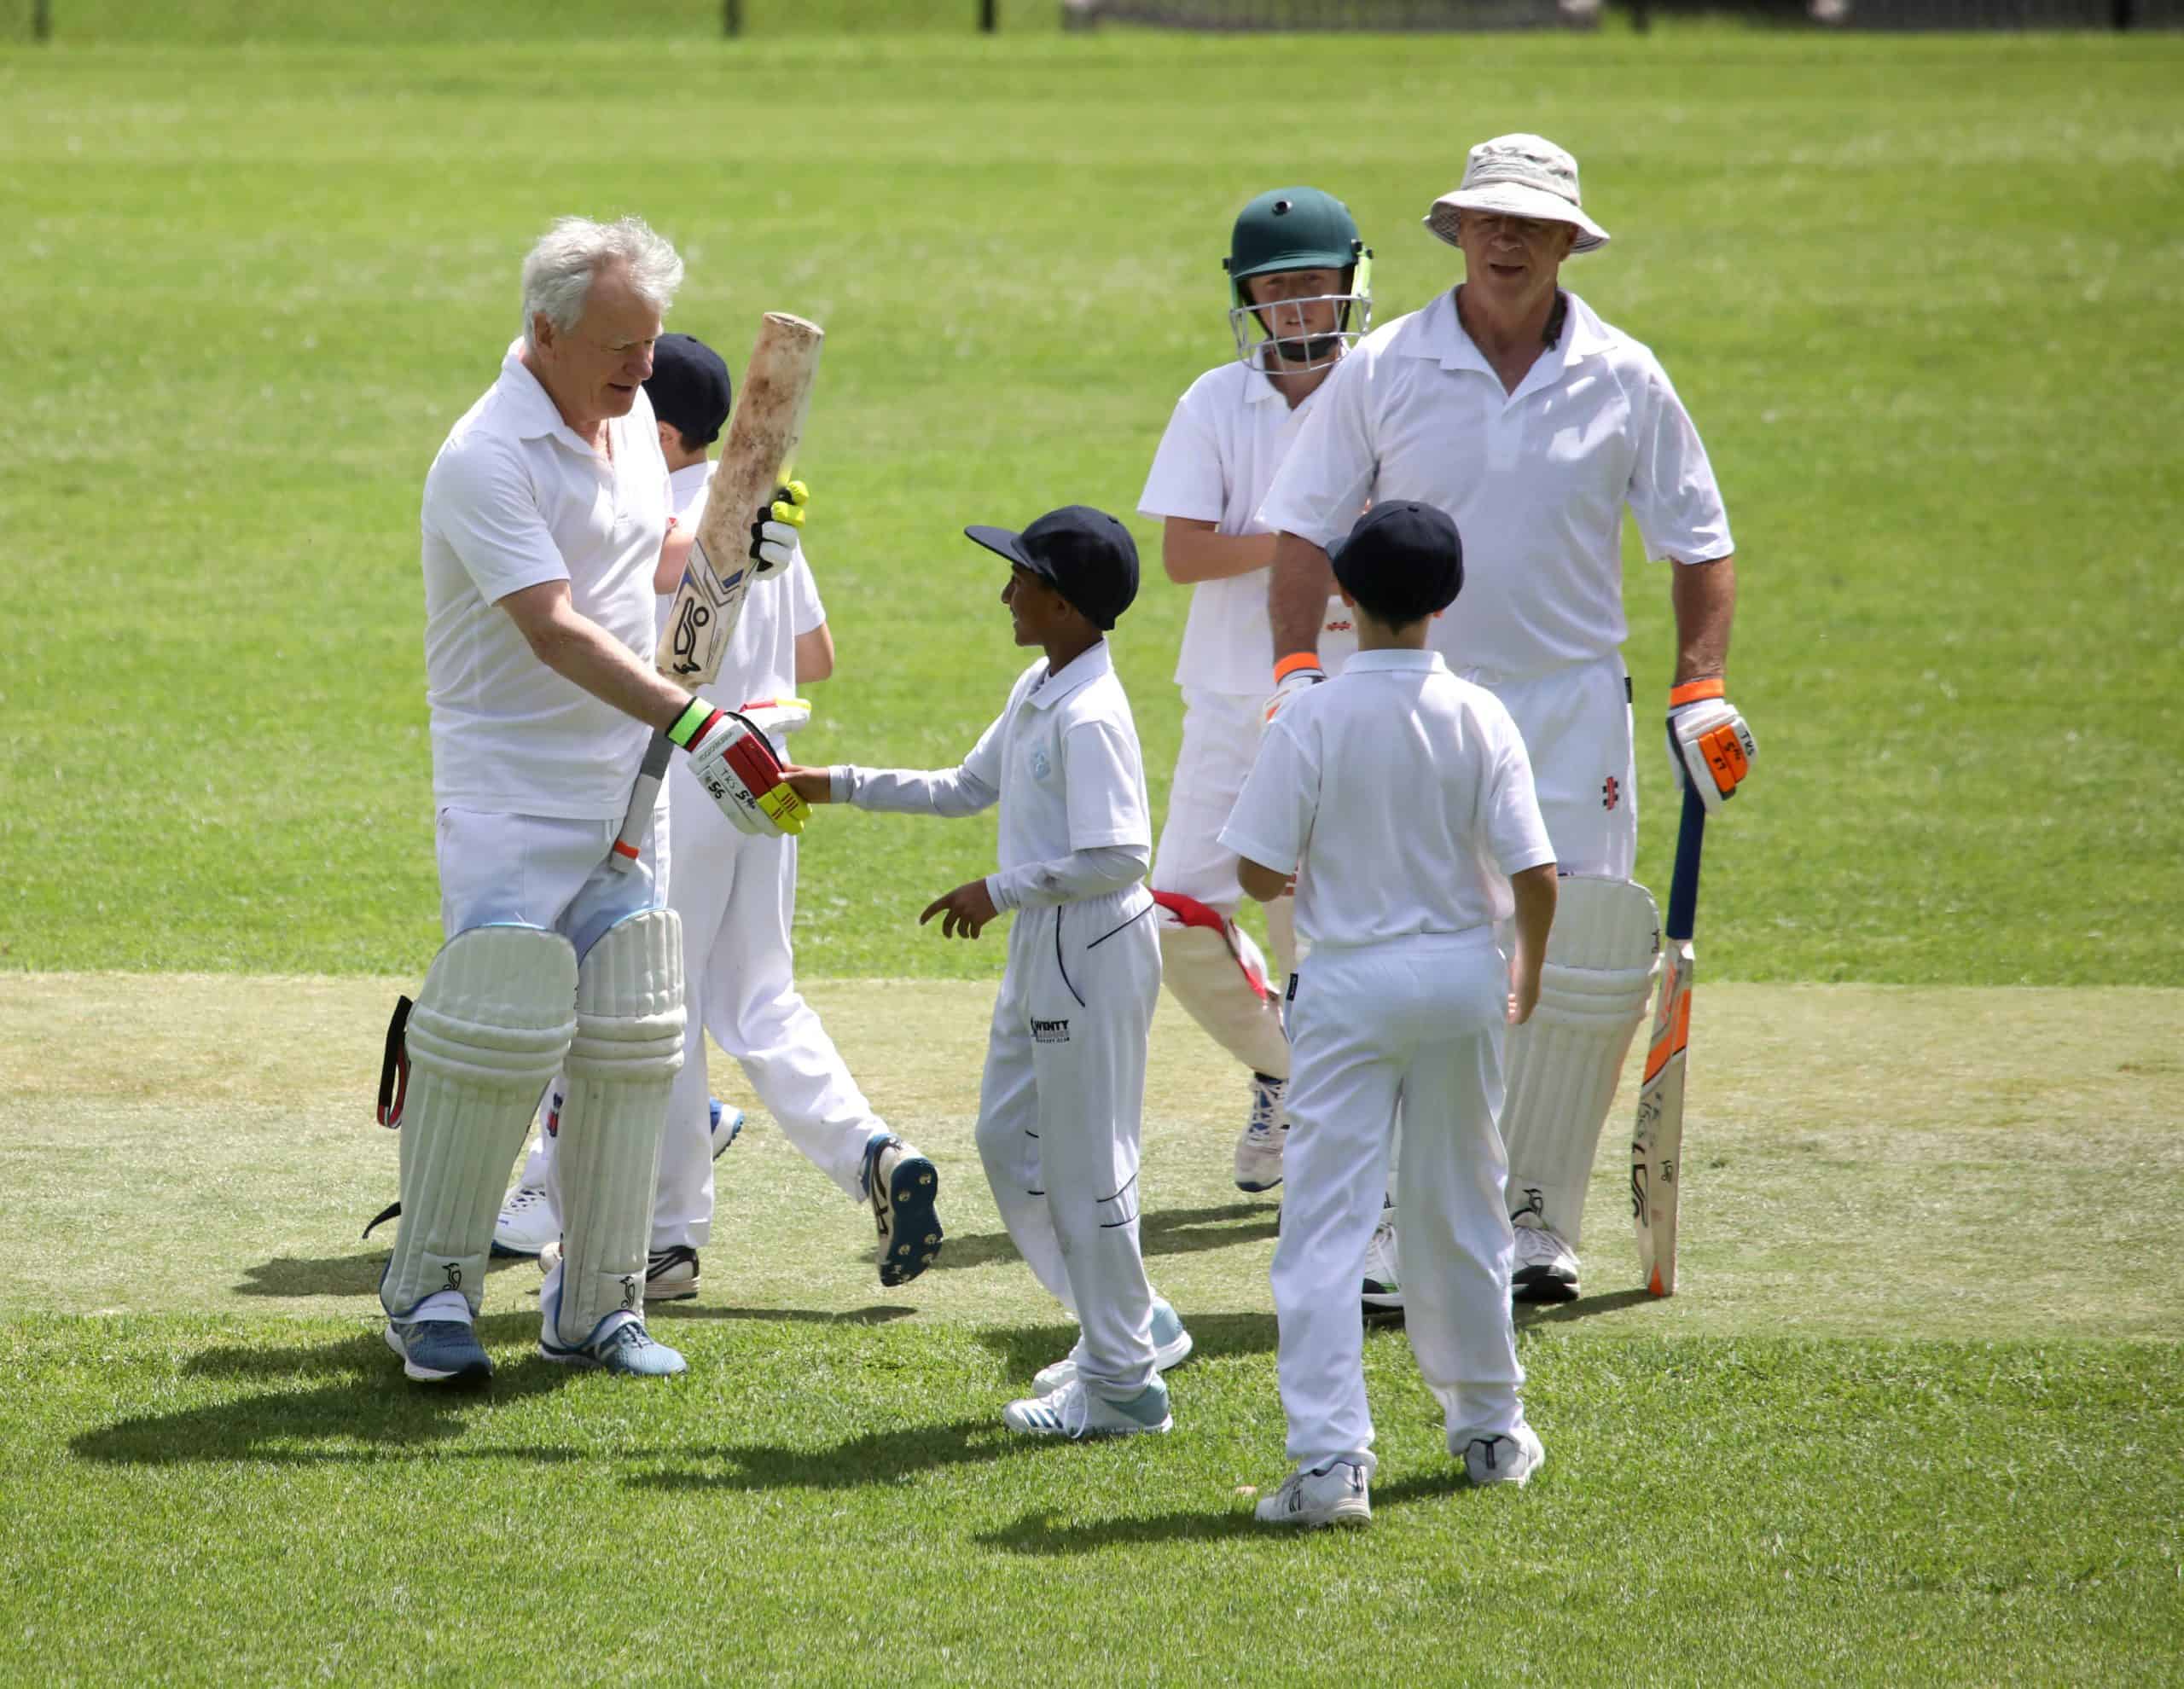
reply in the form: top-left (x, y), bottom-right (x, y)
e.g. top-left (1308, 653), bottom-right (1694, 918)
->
top-left (1424, 133), bottom-right (1610, 255)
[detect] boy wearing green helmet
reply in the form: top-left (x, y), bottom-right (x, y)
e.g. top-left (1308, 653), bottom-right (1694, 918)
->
top-left (1137, 188), bottom-right (1399, 1314)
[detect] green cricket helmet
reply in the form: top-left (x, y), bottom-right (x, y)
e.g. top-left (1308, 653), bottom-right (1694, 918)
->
top-left (1223, 186), bottom-right (1373, 374)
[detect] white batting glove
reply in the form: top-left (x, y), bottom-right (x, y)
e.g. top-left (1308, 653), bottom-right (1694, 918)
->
top-left (739, 696), bottom-right (814, 741)
top-left (1263, 658), bottom-right (1326, 726)
top-left (749, 479), bottom-right (810, 580)
top-left (667, 699), bottom-right (811, 836)
top-left (1666, 681), bottom-right (1757, 813)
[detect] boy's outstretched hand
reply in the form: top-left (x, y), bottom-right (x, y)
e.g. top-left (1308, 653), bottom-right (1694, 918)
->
top-left (921, 879), bottom-right (999, 939)
top-left (780, 764), bottom-right (834, 804)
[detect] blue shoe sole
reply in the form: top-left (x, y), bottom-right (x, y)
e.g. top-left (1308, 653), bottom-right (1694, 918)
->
top-left (879, 1156), bottom-right (944, 1288)
top-left (489, 1241), bottom-right (539, 1260)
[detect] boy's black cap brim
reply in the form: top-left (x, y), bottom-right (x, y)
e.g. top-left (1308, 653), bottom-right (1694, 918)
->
top-left (965, 525), bottom-right (1062, 587)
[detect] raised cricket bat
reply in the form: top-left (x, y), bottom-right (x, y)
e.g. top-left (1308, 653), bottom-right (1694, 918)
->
top-left (609, 311), bottom-right (823, 868)
top-left (1632, 785), bottom-right (1707, 1297)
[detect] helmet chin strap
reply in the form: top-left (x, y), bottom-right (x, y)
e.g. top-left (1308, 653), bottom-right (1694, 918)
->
top-left (1269, 334), bottom-right (1342, 368)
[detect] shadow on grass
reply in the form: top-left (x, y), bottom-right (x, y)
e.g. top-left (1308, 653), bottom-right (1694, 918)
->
top-left (646, 1303), bottom-right (920, 1325)
top-left (972, 1309), bottom-right (1279, 1384)
top-left (631, 1417), bottom-right (1037, 1493)
top-left (921, 1199), bottom-right (1279, 1277)
top-left (234, 1250), bottom-right (533, 1298)
top-left (72, 1316), bottom-right (581, 1467)
top-left (976, 1467), bottom-right (1481, 1554)
top-left (1516, 1287), bottom-right (1654, 1328)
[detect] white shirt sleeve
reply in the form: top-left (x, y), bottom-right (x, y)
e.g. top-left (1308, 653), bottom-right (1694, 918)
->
top-left (1484, 711), bottom-right (1557, 877)
top-left (1255, 351), bottom-right (1378, 550)
top-left (1217, 716), bottom-right (1316, 875)
top-left (424, 437), bottom-right (568, 605)
top-left (831, 703), bottom-right (1007, 818)
top-left (987, 843), bottom-right (1152, 912)
top-left (1136, 386), bottom-right (1227, 523)
top-left (1060, 718), bottom-right (1153, 852)
top-left (789, 552), bottom-right (826, 636)
top-left (1625, 356), bottom-right (1734, 566)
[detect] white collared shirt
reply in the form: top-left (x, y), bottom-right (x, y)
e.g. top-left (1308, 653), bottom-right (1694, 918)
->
top-left (659, 461), bottom-right (824, 713)
top-left (1138, 361), bottom-right (1345, 694)
top-left (421, 340), bottom-right (671, 818)
top-left (1257, 289), bottom-right (1733, 680)
top-left (1219, 648), bottom-right (1554, 947)
top-left (832, 641), bottom-right (1153, 911)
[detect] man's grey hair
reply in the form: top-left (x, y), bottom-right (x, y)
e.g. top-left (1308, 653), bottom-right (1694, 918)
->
top-left (520, 215), bottom-right (683, 349)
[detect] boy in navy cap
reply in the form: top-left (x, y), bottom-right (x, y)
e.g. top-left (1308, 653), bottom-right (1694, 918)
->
top-left (784, 507), bottom-right (1189, 1438)
top-left (1223, 502), bottom-right (1560, 1525)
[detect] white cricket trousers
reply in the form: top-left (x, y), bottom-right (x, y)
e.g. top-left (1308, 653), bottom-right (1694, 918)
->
top-left (1273, 929), bottom-right (1525, 1471)
top-left (977, 885), bottom-right (1162, 1399)
top-left (653, 756), bottom-right (886, 1247)
top-left (1469, 653), bottom-right (1637, 881)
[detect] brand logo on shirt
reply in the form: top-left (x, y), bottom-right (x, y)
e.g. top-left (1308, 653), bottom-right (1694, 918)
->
top-left (1029, 746), bottom-right (1053, 781)
top-left (1031, 1017), bottom-right (1071, 1044)
top-left (1601, 775), bottom-right (1621, 811)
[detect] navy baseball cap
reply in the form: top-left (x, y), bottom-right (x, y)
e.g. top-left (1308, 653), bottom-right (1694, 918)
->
top-left (965, 505), bottom-right (1141, 630)
top-left (644, 333), bottom-right (732, 444)
top-left (1329, 501), bottom-right (1464, 623)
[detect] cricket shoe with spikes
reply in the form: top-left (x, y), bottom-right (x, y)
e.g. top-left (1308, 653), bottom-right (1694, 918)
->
top-left (1510, 1195), bottom-right (1579, 1303)
top-left (1034, 1297), bottom-right (1194, 1395)
top-left (1233, 1071), bottom-right (1288, 1193)
top-left (1362, 1205), bottom-right (1403, 1314)
top-left (1461, 1423), bottom-right (1545, 1488)
top-left (383, 1317), bottom-right (492, 1385)
top-left (862, 1133), bottom-right (944, 1287)
top-left (1255, 1455), bottom-right (1374, 1529)
top-left (491, 1182), bottom-right (557, 1258)
top-left (1003, 1376), bottom-right (1172, 1439)
top-left (537, 1239), bottom-right (701, 1303)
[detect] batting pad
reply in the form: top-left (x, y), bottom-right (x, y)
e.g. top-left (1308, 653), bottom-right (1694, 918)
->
top-left (381, 924), bottom-right (578, 1320)
top-left (1500, 877), bottom-right (1661, 1250)
top-left (1153, 894), bottom-right (1290, 1079)
top-left (549, 907), bottom-right (686, 1346)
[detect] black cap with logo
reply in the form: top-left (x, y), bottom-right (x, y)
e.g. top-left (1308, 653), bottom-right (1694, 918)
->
top-left (643, 333), bottom-right (733, 446)
top-left (965, 505), bottom-right (1141, 631)
top-left (1328, 501), bottom-right (1464, 624)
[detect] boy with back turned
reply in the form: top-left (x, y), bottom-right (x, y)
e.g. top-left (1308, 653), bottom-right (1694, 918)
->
top-left (1221, 502), bottom-right (1560, 1526)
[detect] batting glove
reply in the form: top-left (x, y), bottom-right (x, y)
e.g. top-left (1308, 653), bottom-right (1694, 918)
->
top-left (1264, 655), bottom-right (1326, 726)
top-left (749, 479), bottom-right (809, 579)
top-left (1666, 680), bottom-right (1757, 814)
top-left (739, 696), bottom-right (814, 742)
top-left (668, 698), bottom-right (811, 836)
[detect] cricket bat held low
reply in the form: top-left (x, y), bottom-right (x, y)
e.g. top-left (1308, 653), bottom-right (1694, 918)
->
top-left (1632, 785), bottom-right (1707, 1297)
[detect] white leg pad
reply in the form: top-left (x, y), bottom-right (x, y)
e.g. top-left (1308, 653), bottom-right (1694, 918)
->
top-left (1153, 895), bottom-right (1289, 1080)
top-left (382, 924), bottom-right (578, 1319)
top-left (548, 908), bottom-right (686, 1345)
top-left (1500, 877), bottom-right (1660, 1250)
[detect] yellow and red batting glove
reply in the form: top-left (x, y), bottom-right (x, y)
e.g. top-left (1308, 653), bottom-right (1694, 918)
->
top-left (669, 699), bottom-right (812, 836)
top-left (1667, 678), bottom-right (1757, 813)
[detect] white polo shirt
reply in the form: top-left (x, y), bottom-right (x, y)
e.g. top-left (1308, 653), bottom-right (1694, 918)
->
top-left (1219, 649), bottom-right (1554, 947)
top-left (659, 461), bottom-right (824, 711)
top-left (1257, 289), bottom-right (1733, 680)
top-left (1139, 361), bottom-right (1348, 694)
top-left (978, 642), bottom-right (1153, 891)
top-left (421, 340), bottom-right (671, 818)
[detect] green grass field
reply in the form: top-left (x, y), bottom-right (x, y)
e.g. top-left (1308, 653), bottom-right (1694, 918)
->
top-left (3, 16), bottom-right (2182, 1686)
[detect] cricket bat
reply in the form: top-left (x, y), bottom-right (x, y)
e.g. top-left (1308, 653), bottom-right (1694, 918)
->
top-left (609, 311), bottom-right (824, 869)
top-left (1632, 784), bottom-right (1707, 1297)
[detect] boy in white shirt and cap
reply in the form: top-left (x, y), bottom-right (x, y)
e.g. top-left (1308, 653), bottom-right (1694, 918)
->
top-left (783, 507), bottom-right (1189, 1438)
top-left (1223, 502), bottom-right (1560, 1526)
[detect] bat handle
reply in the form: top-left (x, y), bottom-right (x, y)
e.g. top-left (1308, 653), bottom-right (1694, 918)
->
top-left (1664, 783), bottom-right (1707, 942)
top-left (608, 731), bottom-right (674, 874)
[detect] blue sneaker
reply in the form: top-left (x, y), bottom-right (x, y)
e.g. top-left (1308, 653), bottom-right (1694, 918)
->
top-left (709, 1100), bottom-right (745, 1160)
top-left (1003, 1375), bottom-right (1171, 1439)
top-left (539, 1307), bottom-right (688, 1378)
top-left (861, 1135), bottom-right (944, 1287)
top-left (384, 1318), bottom-right (491, 1384)
top-left (1035, 1297), bottom-right (1194, 1394)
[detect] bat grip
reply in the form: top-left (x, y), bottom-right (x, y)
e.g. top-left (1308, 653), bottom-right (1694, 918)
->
top-left (1664, 784), bottom-right (1707, 943)
top-left (607, 731), bottom-right (674, 874)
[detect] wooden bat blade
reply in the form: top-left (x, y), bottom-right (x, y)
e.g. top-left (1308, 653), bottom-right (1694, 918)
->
top-left (1633, 786), bottom-right (1707, 1296)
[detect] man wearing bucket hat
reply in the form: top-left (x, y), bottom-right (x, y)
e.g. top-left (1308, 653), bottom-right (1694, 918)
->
top-left (1258, 135), bottom-right (1755, 1306)
top-left (1136, 188), bottom-right (1395, 1289)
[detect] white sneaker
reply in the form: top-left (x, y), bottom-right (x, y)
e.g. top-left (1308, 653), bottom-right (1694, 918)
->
top-left (491, 1184), bottom-right (557, 1258)
top-left (1255, 1457), bottom-right (1374, 1529)
top-left (1362, 1209), bottom-right (1403, 1313)
top-left (1233, 1071), bottom-right (1287, 1193)
top-left (1034, 1297), bottom-right (1194, 1395)
top-left (708, 1100), bottom-right (745, 1160)
top-left (1003, 1376), bottom-right (1172, 1439)
top-left (1511, 1199), bottom-right (1579, 1303)
top-left (537, 1239), bottom-right (699, 1303)
top-left (1461, 1423), bottom-right (1545, 1488)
